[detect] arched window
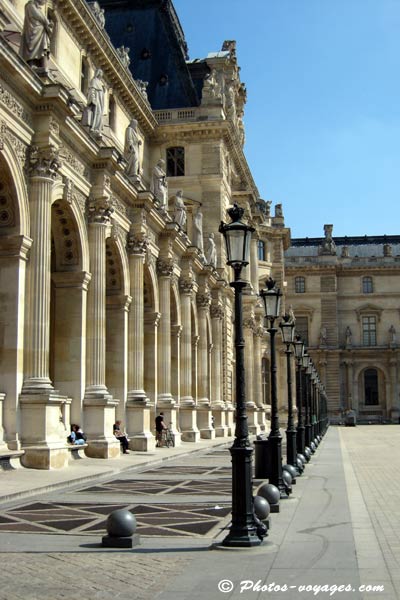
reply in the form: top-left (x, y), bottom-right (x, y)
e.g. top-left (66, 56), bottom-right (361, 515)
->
top-left (166, 146), bottom-right (185, 176)
top-left (295, 276), bottom-right (306, 293)
top-left (364, 369), bottom-right (379, 405)
top-left (257, 240), bottom-right (265, 261)
top-left (362, 276), bottom-right (373, 294)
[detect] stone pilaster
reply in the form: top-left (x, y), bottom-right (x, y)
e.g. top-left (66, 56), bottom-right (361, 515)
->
top-left (254, 323), bottom-right (266, 431)
top-left (20, 147), bottom-right (70, 469)
top-left (250, 236), bottom-right (259, 294)
top-left (210, 303), bottom-right (228, 437)
top-left (196, 290), bottom-right (215, 439)
top-left (178, 277), bottom-right (200, 442)
top-left (157, 258), bottom-right (180, 445)
top-left (243, 316), bottom-right (260, 434)
top-left (83, 196), bottom-right (119, 459)
top-left (126, 235), bottom-right (155, 451)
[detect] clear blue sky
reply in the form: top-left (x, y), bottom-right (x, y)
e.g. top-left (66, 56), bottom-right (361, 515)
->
top-left (173, 0), bottom-right (400, 238)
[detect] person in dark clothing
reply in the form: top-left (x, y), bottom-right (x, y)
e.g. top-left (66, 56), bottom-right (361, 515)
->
top-left (113, 421), bottom-right (130, 454)
top-left (155, 412), bottom-right (167, 447)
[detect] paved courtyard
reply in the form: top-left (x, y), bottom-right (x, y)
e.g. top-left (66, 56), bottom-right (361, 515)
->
top-left (0, 427), bottom-right (399, 599)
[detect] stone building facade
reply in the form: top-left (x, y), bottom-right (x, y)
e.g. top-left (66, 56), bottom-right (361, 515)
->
top-left (0, 0), bottom-right (288, 468)
top-left (285, 226), bottom-right (400, 423)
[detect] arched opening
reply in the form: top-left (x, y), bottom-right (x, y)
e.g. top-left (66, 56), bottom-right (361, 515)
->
top-left (358, 366), bottom-right (387, 422)
top-left (143, 262), bottom-right (158, 422)
top-left (364, 368), bottom-right (379, 405)
top-left (105, 236), bottom-right (127, 422)
top-left (50, 199), bottom-right (85, 425)
top-left (0, 153), bottom-right (25, 449)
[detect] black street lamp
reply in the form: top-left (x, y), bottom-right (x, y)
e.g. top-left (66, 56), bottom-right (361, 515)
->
top-left (260, 278), bottom-right (287, 498)
top-left (219, 203), bottom-right (261, 547)
top-left (302, 354), bottom-right (312, 451)
top-left (279, 315), bottom-right (297, 472)
top-left (294, 336), bottom-right (305, 456)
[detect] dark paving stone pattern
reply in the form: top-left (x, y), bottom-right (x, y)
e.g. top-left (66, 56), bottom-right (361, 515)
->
top-left (78, 478), bottom-right (232, 495)
top-left (0, 502), bottom-right (230, 537)
top-left (141, 465), bottom-right (231, 475)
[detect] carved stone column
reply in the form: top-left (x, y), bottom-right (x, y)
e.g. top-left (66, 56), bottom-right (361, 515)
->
top-left (196, 290), bottom-right (215, 439)
top-left (157, 258), bottom-right (180, 445)
top-left (83, 197), bottom-right (119, 459)
top-left (243, 315), bottom-right (260, 434)
top-left (254, 323), bottom-right (266, 431)
top-left (210, 303), bottom-right (228, 437)
top-left (126, 235), bottom-right (155, 451)
top-left (179, 277), bottom-right (200, 442)
top-left (250, 236), bottom-right (259, 294)
top-left (20, 147), bottom-right (70, 469)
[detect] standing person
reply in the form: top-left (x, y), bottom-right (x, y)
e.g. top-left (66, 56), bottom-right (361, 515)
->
top-left (113, 421), bottom-right (130, 454)
top-left (155, 412), bottom-right (167, 447)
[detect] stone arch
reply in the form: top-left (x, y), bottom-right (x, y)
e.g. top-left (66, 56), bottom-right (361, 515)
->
top-left (105, 232), bottom-right (130, 409)
top-left (0, 144), bottom-right (31, 448)
top-left (0, 141), bottom-right (29, 236)
top-left (50, 198), bottom-right (88, 425)
top-left (355, 364), bottom-right (388, 420)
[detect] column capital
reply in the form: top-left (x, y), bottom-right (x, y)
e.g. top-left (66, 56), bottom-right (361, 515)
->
top-left (127, 232), bottom-right (148, 255)
top-left (179, 277), bottom-right (196, 296)
top-left (197, 292), bottom-right (211, 309)
top-left (157, 257), bottom-right (174, 277)
top-left (28, 145), bottom-right (61, 180)
top-left (243, 317), bottom-right (256, 332)
top-left (210, 303), bottom-right (224, 320)
top-left (88, 196), bottom-right (114, 225)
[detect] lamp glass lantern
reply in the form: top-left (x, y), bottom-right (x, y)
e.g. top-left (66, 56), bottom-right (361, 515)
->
top-left (260, 282), bottom-right (282, 320)
top-left (301, 354), bottom-right (310, 370)
top-left (280, 318), bottom-right (296, 344)
top-left (219, 204), bottom-right (255, 268)
top-left (294, 337), bottom-right (305, 360)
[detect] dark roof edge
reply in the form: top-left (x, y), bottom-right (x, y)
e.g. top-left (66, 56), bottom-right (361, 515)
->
top-left (291, 235), bottom-right (400, 247)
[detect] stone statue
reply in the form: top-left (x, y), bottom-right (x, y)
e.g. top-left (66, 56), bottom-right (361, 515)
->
top-left (345, 326), bottom-right (352, 347)
top-left (124, 119), bottom-right (142, 179)
top-left (19, 0), bottom-right (53, 72)
top-left (225, 84), bottom-right (236, 119)
top-left (192, 208), bottom-right (204, 253)
top-left (389, 325), bottom-right (397, 347)
top-left (319, 326), bottom-right (327, 346)
top-left (205, 233), bottom-right (217, 268)
top-left (202, 69), bottom-right (222, 102)
top-left (320, 224), bottom-right (337, 255)
top-left (150, 159), bottom-right (168, 208)
top-left (117, 46), bottom-right (130, 69)
top-left (173, 190), bottom-right (187, 230)
top-left (275, 204), bottom-right (283, 218)
top-left (81, 68), bottom-right (105, 136)
top-left (136, 80), bottom-right (149, 100)
top-left (89, 2), bottom-right (105, 29)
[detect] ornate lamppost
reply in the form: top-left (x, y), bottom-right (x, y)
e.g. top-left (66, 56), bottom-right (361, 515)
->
top-left (219, 203), bottom-right (262, 547)
top-left (279, 315), bottom-right (297, 472)
top-left (302, 353), bottom-right (312, 454)
top-left (260, 278), bottom-right (287, 498)
top-left (294, 336), bottom-right (305, 456)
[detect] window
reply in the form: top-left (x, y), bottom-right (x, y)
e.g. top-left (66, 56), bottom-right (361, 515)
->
top-left (364, 369), bottom-right (379, 405)
top-left (261, 358), bottom-right (270, 406)
top-left (362, 276), bottom-right (373, 294)
top-left (166, 147), bottom-right (185, 176)
top-left (295, 316), bottom-right (309, 346)
top-left (257, 240), bottom-right (265, 261)
top-left (362, 316), bottom-right (376, 346)
top-left (109, 94), bottom-right (116, 132)
top-left (295, 276), bottom-right (306, 293)
top-left (80, 56), bottom-right (90, 96)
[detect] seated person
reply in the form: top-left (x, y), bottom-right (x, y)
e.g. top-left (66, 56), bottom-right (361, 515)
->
top-left (155, 412), bottom-right (167, 447)
top-left (113, 420), bottom-right (130, 454)
top-left (68, 424), bottom-right (86, 445)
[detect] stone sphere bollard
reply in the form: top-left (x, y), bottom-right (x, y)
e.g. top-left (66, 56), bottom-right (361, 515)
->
top-left (256, 482), bottom-right (280, 513)
top-left (297, 453), bottom-right (306, 465)
top-left (102, 509), bottom-right (139, 548)
top-left (283, 464), bottom-right (297, 481)
top-left (282, 469), bottom-right (292, 494)
top-left (304, 447), bottom-right (311, 461)
top-left (254, 495), bottom-right (270, 521)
